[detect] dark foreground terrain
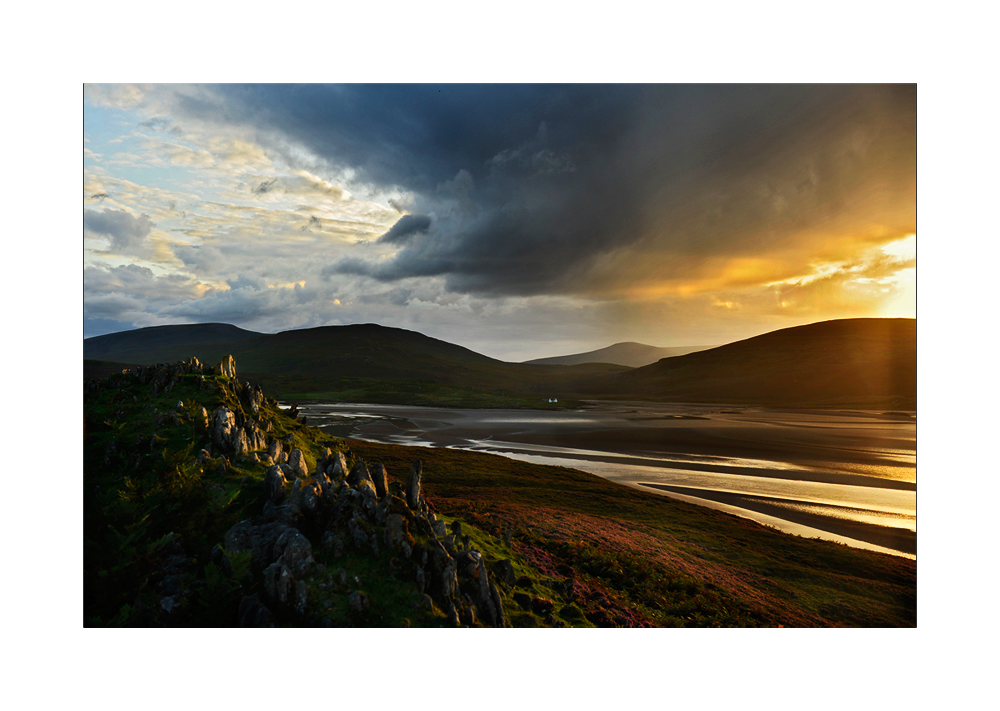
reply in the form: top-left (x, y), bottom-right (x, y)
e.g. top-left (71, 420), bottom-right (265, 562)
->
top-left (84, 356), bottom-right (915, 627)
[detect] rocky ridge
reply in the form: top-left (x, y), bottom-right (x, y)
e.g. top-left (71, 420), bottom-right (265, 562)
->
top-left (86, 355), bottom-right (512, 627)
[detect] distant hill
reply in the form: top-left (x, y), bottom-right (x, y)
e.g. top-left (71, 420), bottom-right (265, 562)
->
top-left (525, 342), bottom-right (715, 367)
top-left (84, 322), bottom-right (629, 404)
top-left (586, 318), bottom-right (916, 408)
top-left (84, 318), bottom-right (916, 408)
top-left (84, 323), bottom-right (262, 362)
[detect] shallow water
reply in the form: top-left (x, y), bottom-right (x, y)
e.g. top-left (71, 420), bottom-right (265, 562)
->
top-left (294, 400), bottom-right (916, 558)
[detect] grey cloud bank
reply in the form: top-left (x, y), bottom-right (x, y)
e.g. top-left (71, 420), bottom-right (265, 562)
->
top-left (84, 84), bottom-right (916, 358)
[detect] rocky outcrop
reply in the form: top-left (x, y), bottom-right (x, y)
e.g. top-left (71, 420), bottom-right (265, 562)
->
top-left (210, 407), bottom-right (246, 456)
top-left (221, 452), bottom-right (509, 627)
top-left (369, 463), bottom-right (389, 499)
top-left (407, 459), bottom-right (423, 511)
top-left (215, 354), bottom-right (237, 378)
top-left (288, 448), bottom-right (309, 478)
top-left (89, 353), bottom-right (510, 627)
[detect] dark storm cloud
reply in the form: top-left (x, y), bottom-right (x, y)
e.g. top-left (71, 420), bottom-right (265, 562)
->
top-left (195, 84), bottom-right (916, 297)
top-left (378, 214), bottom-right (432, 244)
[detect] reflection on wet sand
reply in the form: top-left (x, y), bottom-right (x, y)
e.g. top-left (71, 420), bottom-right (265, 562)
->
top-left (294, 400), bottom-right (916, 558)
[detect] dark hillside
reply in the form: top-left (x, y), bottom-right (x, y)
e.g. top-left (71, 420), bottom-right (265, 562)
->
top-left (588, 318), bottom-right (916, 407)
top-left (84, 323), bottom-right (263, 362)
top-left (83, 322), bottom-right (631, 405)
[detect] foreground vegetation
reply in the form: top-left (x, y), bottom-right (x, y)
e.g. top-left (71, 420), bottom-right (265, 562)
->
top-left (84, 357), bottom-right (915, 627)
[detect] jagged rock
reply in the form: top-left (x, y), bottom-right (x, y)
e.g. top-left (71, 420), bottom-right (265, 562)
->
top-left (274, 529), bottom-right (314, 577)
top-left (328, 452), bottom-right (349, 479)
top-left (347, 460), bottom-right (372, 489)
top-left (473, 556), bottom-right (503, 627)
top-left (215, 354), bottom-right (237, 378)
top-left (211, 406), bottom-right (248, 456)
top-left (455, 549), bottom-right (481, 579)
top-left (296, 477), bottom-right (323, 520)
top-left (407, 459), bottom-right (423, 510)
top-left (369, 463), bottom-right (388, 498)
top-left (288, 448), bottom-right (309, 478)
top-left (489, 580), bottom-right (506, 627)
top-left (264, 465), bottom-right (288, 503)
top-left (432, 520), bottom-right (448, 537)
top-left (263, 562), bottom-right (294, 604)
top-left (243, 382), bottom-right (265, 415)
top-left (224, 519), bottom-right (292, 569)
top-left (244, 421), bottom-right (267, 452)
top-left (268, 439), bottom-right (283, 463)
top-left (313, 470), bottom-right (332, 496)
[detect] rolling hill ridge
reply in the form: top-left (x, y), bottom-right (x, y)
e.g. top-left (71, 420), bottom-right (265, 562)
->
top-left (84, 318), bottom-right (916, 408)
top-left (524, 341), bottom-right (715, 367)
top-left (592, 318), bottom-right (916, 407)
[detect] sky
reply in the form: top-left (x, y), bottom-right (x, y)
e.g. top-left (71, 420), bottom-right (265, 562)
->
top-left (84, 84), bottom-right (916, 361)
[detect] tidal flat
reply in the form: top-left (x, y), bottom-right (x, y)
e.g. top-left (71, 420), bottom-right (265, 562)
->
top-left (294, 400), bottom-right (916, 557)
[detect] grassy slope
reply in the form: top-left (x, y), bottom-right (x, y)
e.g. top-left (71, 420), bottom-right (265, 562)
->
top-left (592, 318), bottom-right (917, 407)
top-left (84, 364), bottom-right (916, 627)
top-left (346, 439), bottom-right (916, 627)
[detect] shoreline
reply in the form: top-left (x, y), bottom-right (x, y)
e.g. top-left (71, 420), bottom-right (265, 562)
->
top-left (637, 482), bottom-right (916, 555)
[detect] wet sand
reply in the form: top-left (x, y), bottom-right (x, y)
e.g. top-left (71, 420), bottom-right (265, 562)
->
top-left (638, 482), bottom-right (916, 555)
top-left (297, 400), bottom-right (916, 556)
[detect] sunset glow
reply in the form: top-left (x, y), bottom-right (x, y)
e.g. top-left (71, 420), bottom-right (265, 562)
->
top-left (84, 84), bottom-right (915, 360)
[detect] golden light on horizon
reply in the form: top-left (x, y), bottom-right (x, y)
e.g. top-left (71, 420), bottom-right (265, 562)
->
top-left (876, 234), bottom-right (916, 319)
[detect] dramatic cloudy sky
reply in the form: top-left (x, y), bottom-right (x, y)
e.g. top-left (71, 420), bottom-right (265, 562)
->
top-left (84, 84), bottom-right (915, 360)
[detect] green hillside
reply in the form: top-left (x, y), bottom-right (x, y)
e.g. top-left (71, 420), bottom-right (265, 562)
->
top-left (84, 356), bottom-right (916, 627)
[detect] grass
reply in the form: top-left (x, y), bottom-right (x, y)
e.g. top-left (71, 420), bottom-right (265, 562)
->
top-left (345, 439), bottom-right (917, 627)
top-left (84, 361), bottom-right (916, 627)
